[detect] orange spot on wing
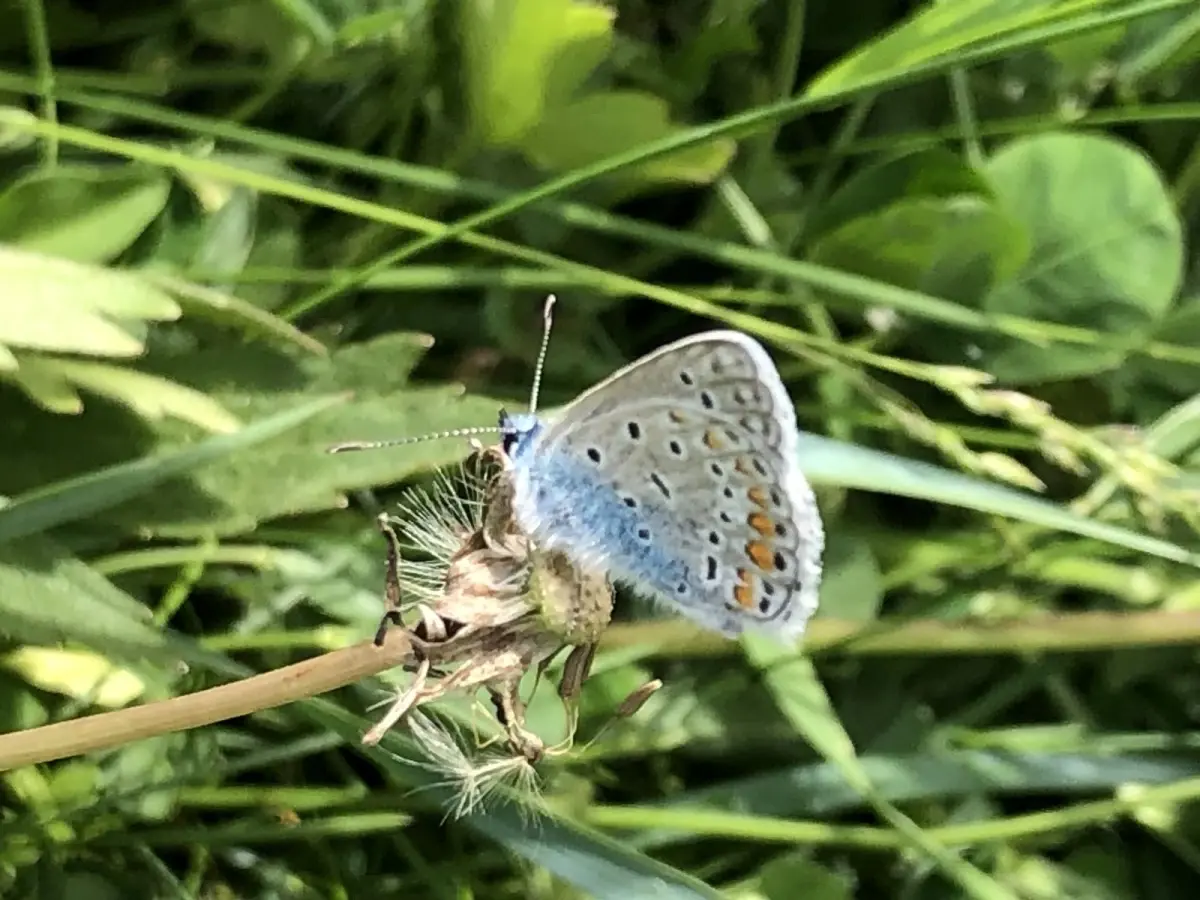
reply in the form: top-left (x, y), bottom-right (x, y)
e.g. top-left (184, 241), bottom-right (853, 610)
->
top-left (748, 512), bottom-right (774, 536)
top-left (747, 486), bottom-right (769, 508)
top-left (668, 410), bottom-right (686, 424)
top-left (703, 429), bottom-right (724, 450)
top-left (734, 457), bottom-right (751, 475)
top-left (746, 540), bottom-right (773, 570)
top-left (733, 568), bottom-right (755, 608)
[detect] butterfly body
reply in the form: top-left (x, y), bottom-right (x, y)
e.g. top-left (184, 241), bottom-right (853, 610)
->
top-left (505, 412), bottom-right (694, 605)
top-left (501, 331), bottom-right (823, 639)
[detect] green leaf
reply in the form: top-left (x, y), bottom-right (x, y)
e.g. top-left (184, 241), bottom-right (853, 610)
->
top-left (153, 273), bottom-right (327, 355)
top-left (186, 0), bottom-right (313, 57)
top-left (189, 186), bottom-right (257, 276)
top-left (0, 247), bottom-right (179, 357)
top-left (757, 854), bottom-right (854, 900)
top-left (0, 394), bottom-right (343, 545)
top-left (809, 195), bottom-right (1029, 306)
top-left (5, 357), bottom-right (83, 413)
top-left (806, 147), bottom-right (998, 243)
top-left (29, 358), bottom-right (241, 433)
top-left (820, 533), bottom-right (884, 622)
top-left (526, 91), bottom-right (736, 185)
top-left (798, 433), bottom-right (1200, 567)
top-left (0, 535), bottom-right (173, 662)
top-left (981, 131), bottom-right (1184, 382)
top-left (0, 165), bottom-right (171, 263)
top-left (462, 0), bottom-right (615, 147)
top-left (96, 333), bottom-right (500, 538)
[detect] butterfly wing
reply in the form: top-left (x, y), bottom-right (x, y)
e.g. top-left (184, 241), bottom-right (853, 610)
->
top-left (533, 331), bottom-right (823, 638)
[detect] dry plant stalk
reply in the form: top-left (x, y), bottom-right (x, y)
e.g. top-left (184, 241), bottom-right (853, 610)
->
top-left (0, 444), bottom-right (660, 790)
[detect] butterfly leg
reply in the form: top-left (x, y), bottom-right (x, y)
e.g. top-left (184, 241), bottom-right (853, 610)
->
top-left (370, 522), bottom-right (453, 651)
top-left (373, 512), bottom-right (407, 647)
top-left (554, 643), bottom-right (597, 752)
top-left (490, 677), bottom-right (545, 763)
top-left (524, 644), bottom-right (567, 711)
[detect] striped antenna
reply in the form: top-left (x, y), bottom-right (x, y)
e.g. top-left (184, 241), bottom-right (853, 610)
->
top-left (527, 294), bottom-right (557, 414)
top-left (330, 294), bottom-right (558, 455)
top-left (328, 426), bottom-right (499, 454)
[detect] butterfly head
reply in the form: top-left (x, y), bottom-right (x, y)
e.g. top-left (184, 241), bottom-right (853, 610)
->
top-left (499, 408), bottom-right (542, 460)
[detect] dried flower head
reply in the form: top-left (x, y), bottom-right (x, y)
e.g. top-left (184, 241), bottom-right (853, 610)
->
top-left (359, 442), bottom-right (622, 810)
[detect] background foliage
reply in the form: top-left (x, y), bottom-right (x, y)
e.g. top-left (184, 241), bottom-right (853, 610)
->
top-left (2, 0), bottom-right (1200, 897)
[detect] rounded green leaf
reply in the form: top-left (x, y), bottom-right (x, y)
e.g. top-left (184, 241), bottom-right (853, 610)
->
top-left (809, 195), bottom-right (1029, 306)
top-left (463, 0), bottom-right (614, 147)
top-left (526, 91), bottom-right (735, 186)
top-left (806, 147), bottom-right (998, 244)
top-left (981, 131), bottom-right (1183, 382)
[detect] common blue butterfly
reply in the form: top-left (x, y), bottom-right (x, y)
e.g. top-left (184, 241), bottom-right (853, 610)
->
top-left (333, 297), bottom-right (824, 640)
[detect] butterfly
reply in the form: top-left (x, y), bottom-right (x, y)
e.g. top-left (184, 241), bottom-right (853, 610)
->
top-left (333, 297), bottom-right (824, 640)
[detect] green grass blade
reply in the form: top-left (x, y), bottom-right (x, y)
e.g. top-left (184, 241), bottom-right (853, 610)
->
top-left (743, 640), bottom-right (1019, 900)
top-left (799, 433), bottom-right (1200, 566)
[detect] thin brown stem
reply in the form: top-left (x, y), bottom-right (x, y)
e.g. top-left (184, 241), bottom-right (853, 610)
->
top-left (0, 632), bottom-right (414, 771)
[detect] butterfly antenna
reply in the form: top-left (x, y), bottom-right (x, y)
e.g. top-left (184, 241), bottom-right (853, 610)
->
top-left (527, 294), bottom-right (557, 414)
top-left (328, 426), bottom-right (499, 454)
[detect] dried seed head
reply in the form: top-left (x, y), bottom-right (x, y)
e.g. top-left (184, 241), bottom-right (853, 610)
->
top-left (405, 710), bottom-right (542, 821)
top-left (392, 459), bottom-right (493, 603)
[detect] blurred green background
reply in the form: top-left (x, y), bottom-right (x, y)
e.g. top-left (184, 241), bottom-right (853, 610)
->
top-left (3, 0), bottom-right (1200, 897)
